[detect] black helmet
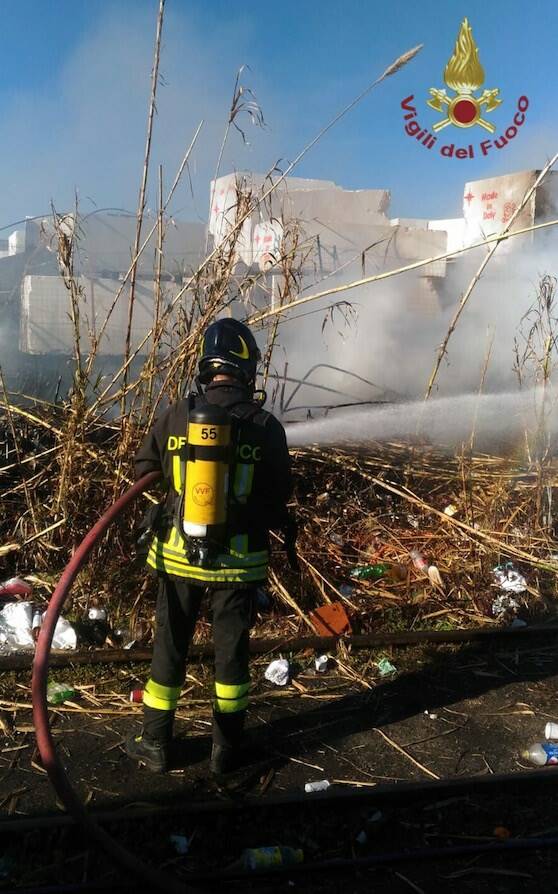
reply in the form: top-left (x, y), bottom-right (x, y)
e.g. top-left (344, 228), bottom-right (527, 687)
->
top-left (198, 318), bottom-right (260, 386)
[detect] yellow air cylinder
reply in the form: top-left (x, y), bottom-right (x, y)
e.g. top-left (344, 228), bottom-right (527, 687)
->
top-left (183, 404), bottom-right (231, 539)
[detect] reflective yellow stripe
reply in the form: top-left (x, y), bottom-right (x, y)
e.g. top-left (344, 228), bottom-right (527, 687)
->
top-left (233, 463), bottom-right (254, 502)
top-left (215, 695), bottom-right (249, 713)
top-left (148, 532), bottom-right (268, 575)
top-left (147, 550), bottom-right (267, 582)
top-left (154, 540), bottom-right (268, 567)
top-left (145, 679), bottom-right (181, 700)
top-left (215, 681), bottom-right (250, 699)
top-left (143, 679), bottom-right (181, 711)
top-left (172, 455), bottom-right (182, 493)
top-left (148, 542), bottom-right (268, 569)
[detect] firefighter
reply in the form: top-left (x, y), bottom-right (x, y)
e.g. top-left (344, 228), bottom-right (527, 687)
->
top-left (125, 318), bottom-right (295, 775)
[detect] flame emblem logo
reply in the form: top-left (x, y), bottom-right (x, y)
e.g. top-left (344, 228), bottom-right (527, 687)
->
top-left (427, 18), bottom-right (501, 133)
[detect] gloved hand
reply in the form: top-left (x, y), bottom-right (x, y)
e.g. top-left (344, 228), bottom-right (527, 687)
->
top-left (282, 514), bottom-right (299, 572)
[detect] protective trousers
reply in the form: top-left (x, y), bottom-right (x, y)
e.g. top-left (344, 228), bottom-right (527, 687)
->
top-left (142, 574), bottom-right (252, 749)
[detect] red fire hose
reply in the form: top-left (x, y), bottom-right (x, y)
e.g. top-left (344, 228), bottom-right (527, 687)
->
top-left (31, 472), bottom-right (198, 893)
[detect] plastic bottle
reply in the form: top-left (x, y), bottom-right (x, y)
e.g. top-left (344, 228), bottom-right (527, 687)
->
top-left (84, 604), bottom-right (109, 646)
top-left (241, 846), bottom-right (304, 871)
top-left (304, 779), bottom-right (331, 793)
top-left (521, 743), bottom-right (558, 766)
top-left (88, 606), bottom-right (107, 622)
top-left (32, 611), bottom-right (43, 642)
top-left (47, 682), bottom-right (76, 705)
top-left (350, 563), bottom-right (388, 581)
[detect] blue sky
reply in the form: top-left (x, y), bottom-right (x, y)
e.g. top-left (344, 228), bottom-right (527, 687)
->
top-left (0, 0), bottom-right (554, 227)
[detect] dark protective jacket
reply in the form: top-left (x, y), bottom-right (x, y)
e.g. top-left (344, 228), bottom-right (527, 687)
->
top-left (134, 382), bottom-right (292, 587)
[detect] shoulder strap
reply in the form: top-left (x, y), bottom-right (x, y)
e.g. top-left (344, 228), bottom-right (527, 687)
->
top-left (228, 401), bottom-right (270, 428)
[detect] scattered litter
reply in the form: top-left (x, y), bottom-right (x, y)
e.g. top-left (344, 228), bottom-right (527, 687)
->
top-left (329, 532), bottom-right (344, 547)
top-left (314, 654), bottom-right (330, 674)
top-left (376, 657), bottom-right (397, 676)
top-left (406, 514), bottom-right (419, 529)
top-left (309, 602), bottom-right (352, 637)
top-left (410, 549), bottom-right (428, 572)
top-left (304, 779), bottom-right (331, 793)
top-left (88, 606), bottom-right (107, 621)
top-left (424, 709), bottom-right (438, 720)
top-left (50, 614), bottom-right (77, 650)
top-left (264, 658), bottom-right (290, 687)
top-left (545, 722), bottom-right (558, 740)
top-left (509, 618), bottom-right (527, 629)
top-left (46, 682), bottom-right (77, 705)
top-left (338, 583), bottom-right (355, 598)
top-left (350, 563), bottom-right (387, 581)
top-left (242, 847), bottom-right (304, 871)
top-left (427, 565), bottom-right (444, 588)
top-left (492, 563), bottom-right (527, 594)
top-left (170, 834), bottom-right (190, 855)
top-left (444, 504), bottom-right (458, 517)
top-left (522, 742), bottom-right (558, 766)
top-left (129, 689), bottom-right (144, 704)
top-left (0, 603), bottom-right (77, 653)
top-left (355, 829), bottom-right (367, 845)
top-left (31, 610), bottom-right (42, 642)
top-left (316, 492), bottom-right (330, 506)
top-left (0, 577), bottom-right (32, 598)
top-left (491, 594), bottom-right (520, 619)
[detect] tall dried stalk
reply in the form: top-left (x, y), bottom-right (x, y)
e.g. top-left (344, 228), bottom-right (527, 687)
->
top-left (206, 66), bottom-right (265, 254)
top-left (122, 0), bottom-right (165, 415)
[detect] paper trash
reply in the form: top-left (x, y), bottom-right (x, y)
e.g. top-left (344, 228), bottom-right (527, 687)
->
top-left (264, 658), bottom-right (290, 687)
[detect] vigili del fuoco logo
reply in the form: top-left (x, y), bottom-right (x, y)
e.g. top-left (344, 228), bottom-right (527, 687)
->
top-left (400, 18), bottom-right (529, 159)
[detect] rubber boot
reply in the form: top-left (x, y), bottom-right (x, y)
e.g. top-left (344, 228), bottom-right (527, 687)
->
top-left (210, 709), bottom-right (245, 775)
top-left (125, 732), bottom-right (168, 773)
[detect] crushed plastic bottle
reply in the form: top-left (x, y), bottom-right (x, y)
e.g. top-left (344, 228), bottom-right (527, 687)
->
top-left (304, 779), bottom-right (331, 793)
top-left (350, 563), bottom-right (388, 581)
top-left (241, 846), bottom-right (304, 871)
top-left (47, 682), bottom-right (76, 705)
top-left (376, 657), bottom-right (397, 676)
top-left (521, 743), bottom-right (558, 766)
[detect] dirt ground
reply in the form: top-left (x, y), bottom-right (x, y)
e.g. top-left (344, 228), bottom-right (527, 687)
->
top-left (2, 634), bottom-right (558, 891)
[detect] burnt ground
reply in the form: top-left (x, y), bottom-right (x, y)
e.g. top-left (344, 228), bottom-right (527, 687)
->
top-left (2, 635), bottom-right (558, 891)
